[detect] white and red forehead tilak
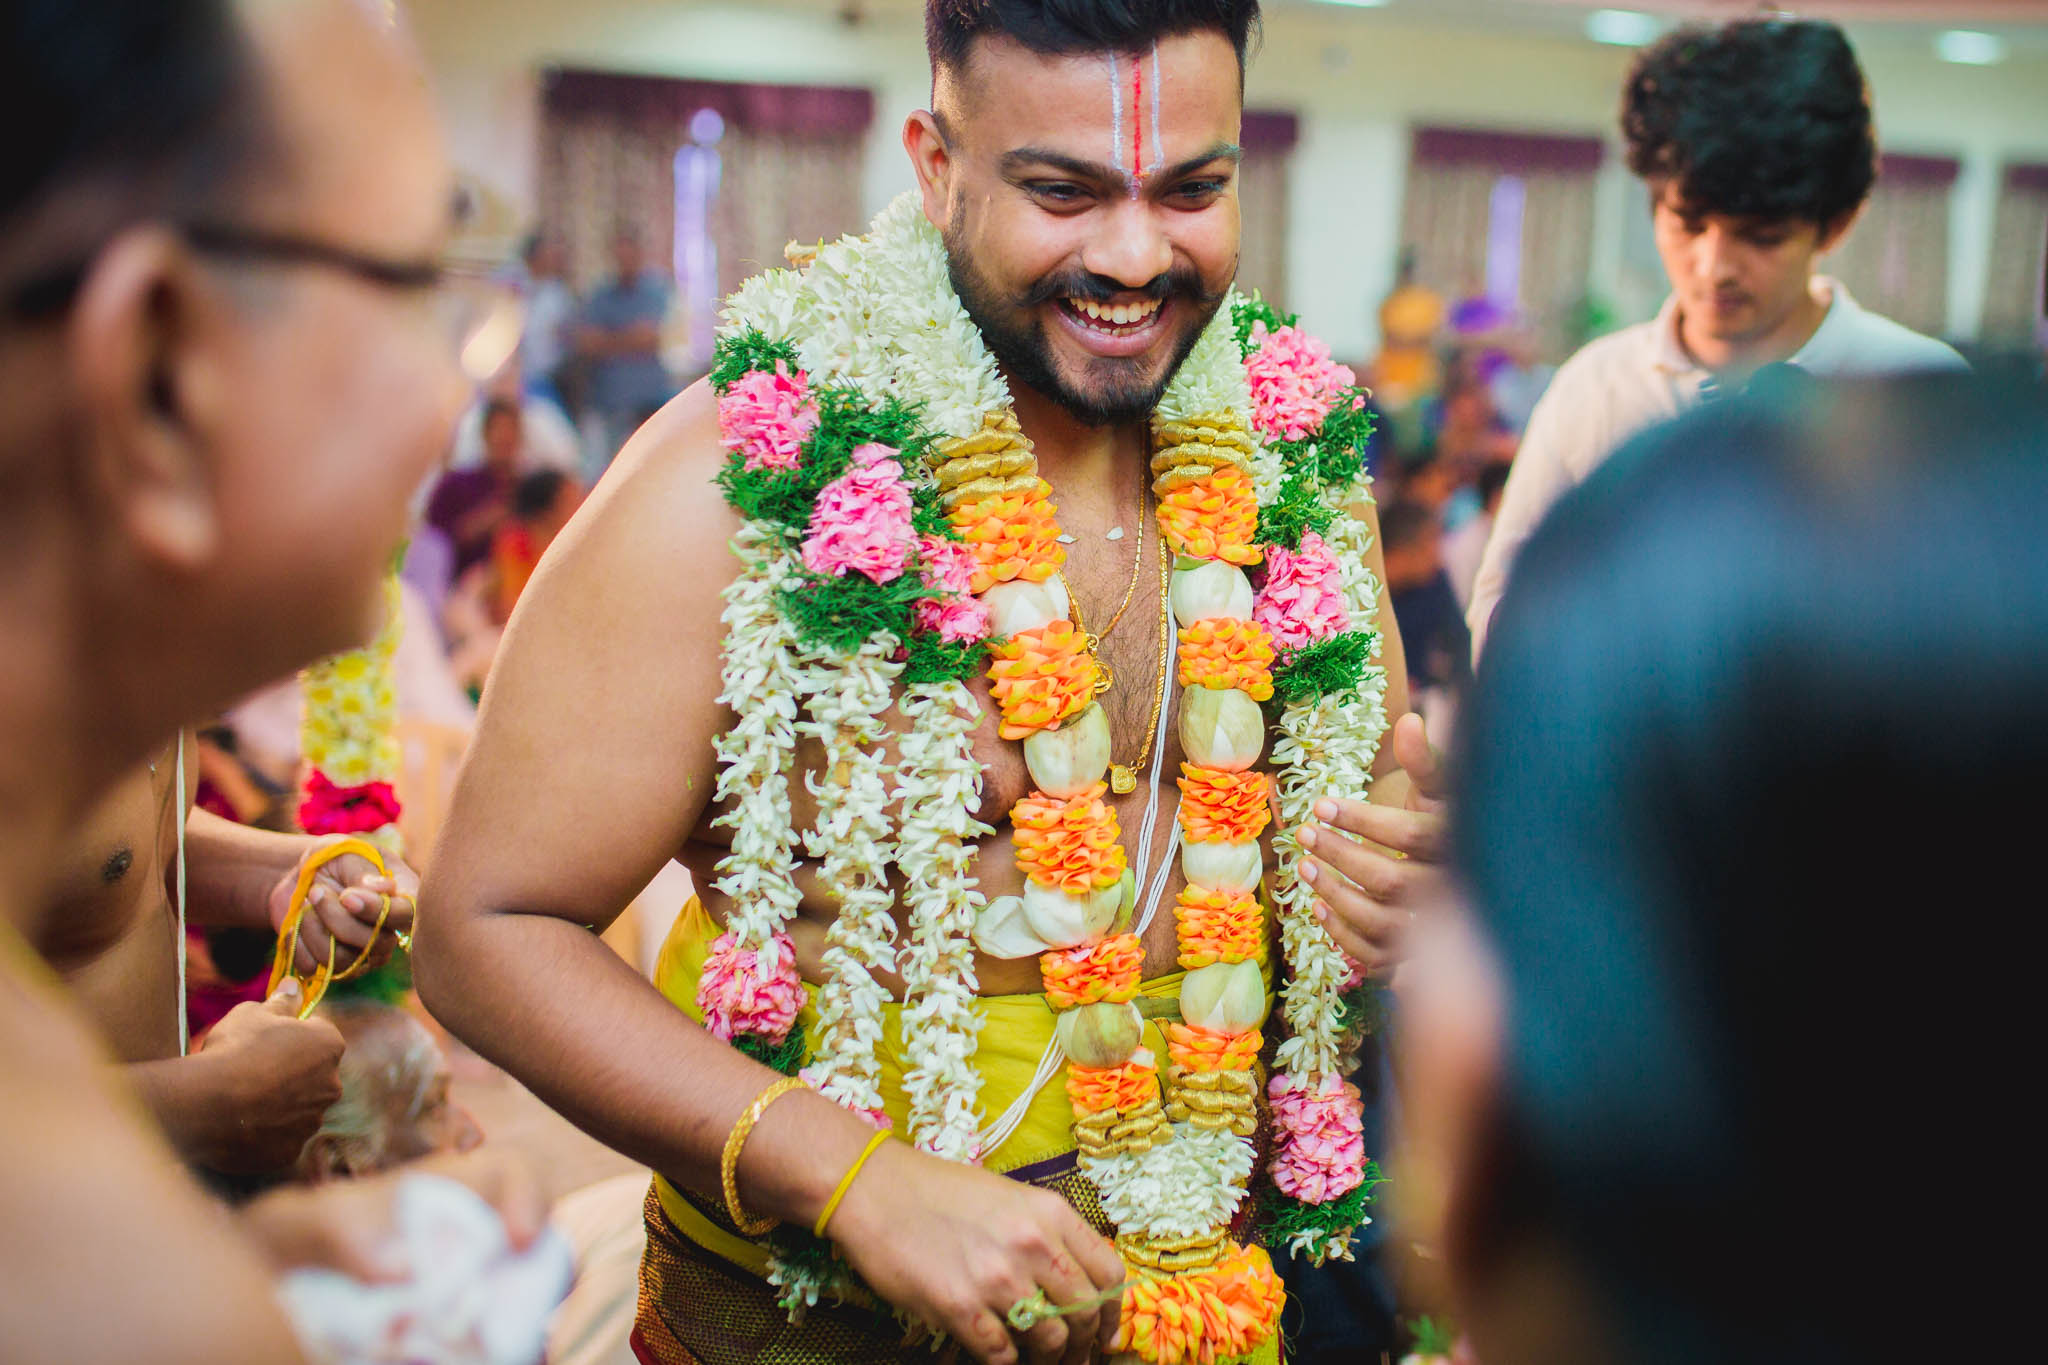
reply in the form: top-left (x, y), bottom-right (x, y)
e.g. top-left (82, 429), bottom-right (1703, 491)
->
top-left (1103, 45), bottom-right (1166, 195)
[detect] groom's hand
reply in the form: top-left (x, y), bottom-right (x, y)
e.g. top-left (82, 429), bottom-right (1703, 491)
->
top-left (828, 1142), bottom-right (1124, 1365)
top-left (1296, 712), bottom-right (1449, 975)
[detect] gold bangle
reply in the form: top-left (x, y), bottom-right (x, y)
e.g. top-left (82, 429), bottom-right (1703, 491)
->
top-left (813, 1129), bottom-right (890, 1239)
top-left (720, 1076), bottom-right (808, 1237)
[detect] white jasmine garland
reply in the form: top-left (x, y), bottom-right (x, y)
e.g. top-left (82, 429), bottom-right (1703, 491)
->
top-left (1154, 299), bottom-right (1251, 425)
top-left (894, 681), bottom-right (994, 1162)
top-left (798, 637), bottom-right (905, 1115)
top-left (708, 528), bottom-right (809, 962)
top-left (1080, 1127), bottom-right (1256, 1239)
top-left (1321, 499), bottom-right (1386, 623)
top-left (1269, 682), bottom-right (1388, 1075)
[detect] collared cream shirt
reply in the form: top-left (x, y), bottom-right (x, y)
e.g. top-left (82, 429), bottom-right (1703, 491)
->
top-left (1466, 277), bottom-right (1966, 660)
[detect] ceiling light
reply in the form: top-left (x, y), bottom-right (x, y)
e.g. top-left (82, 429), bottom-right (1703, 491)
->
top-left (1936, 30), bottom-right (2006, 65)
top-left (1315, 0), bottom-right (1389, 8)
top-left (1585, 9), bottom-right (1663, 47)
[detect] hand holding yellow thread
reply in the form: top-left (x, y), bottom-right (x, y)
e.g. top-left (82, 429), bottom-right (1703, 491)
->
top-left (266, 836), bottom-right (402, 1018)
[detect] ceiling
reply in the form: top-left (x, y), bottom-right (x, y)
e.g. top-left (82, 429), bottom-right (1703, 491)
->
top-left (1261, 0), bottom-right (2048, 52)
top-left (809, 0), bottom-right (2048, 58)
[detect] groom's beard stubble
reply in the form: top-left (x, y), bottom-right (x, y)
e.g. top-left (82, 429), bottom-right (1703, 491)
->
top-left (944, 217), bottom-right (1230, 428)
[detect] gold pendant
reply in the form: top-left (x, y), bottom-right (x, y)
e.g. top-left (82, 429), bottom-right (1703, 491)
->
top-left (1109, 764), bottom-right (1137, 795)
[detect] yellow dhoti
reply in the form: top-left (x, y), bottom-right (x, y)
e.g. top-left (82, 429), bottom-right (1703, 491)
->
top-left (631, 897), bottom-right (1279, 1364)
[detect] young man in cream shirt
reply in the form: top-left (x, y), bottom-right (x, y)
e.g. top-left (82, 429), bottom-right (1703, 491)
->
top-left (1467, 16), bottom-right (1964, 659)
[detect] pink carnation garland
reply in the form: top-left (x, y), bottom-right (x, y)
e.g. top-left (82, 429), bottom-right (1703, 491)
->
top-left (912, 535), bottom-right (992, 643)
top-left (1253, 531), bottom-right (1350, 653)
top-left (717, 361), bottom-right (820, 472)
top-left (1244, 321), bottom-right (1361, 442)
top-left (696, 930), bottom-right (805, 1043)
top-left (1267, 1072), bottom-right (1368, 1204)
top-left (800, 443), bottom-right (916, 584)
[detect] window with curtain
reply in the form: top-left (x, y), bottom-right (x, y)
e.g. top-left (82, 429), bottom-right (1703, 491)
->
top-left (1235, 111), bottom-right (1298, 313)
top-left (1982, 163), bottom-right (2048, 346)
top-left (1827, 153), bottom-right (1956, 339)
top-left (1397, 126), bottom-right (1603, 358)
top-left (538, 69), bottom-right (872, 369)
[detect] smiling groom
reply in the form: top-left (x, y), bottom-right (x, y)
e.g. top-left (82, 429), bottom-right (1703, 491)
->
top-left (417, 4), bottom-right (1447, 1364)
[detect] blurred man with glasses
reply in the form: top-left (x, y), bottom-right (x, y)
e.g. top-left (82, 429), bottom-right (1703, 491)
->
top-left (0, 2), bottom-right (540, 1360)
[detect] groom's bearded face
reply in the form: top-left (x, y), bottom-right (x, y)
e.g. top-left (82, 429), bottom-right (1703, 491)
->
top-left (932, 32), bottom-right (1243, 427)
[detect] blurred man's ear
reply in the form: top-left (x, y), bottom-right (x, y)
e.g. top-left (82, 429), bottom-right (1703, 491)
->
top-left (66, 226), bottom-right (230, 574)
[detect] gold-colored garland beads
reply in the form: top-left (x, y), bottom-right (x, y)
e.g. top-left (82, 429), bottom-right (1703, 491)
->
top-left (1148, 411), bottom-right (1256, 492)
top-left (1116, 1228), bottom-right (1232, 1274)
top-left (1072, 1091), bottom-right (1171, 1158)
top-left (1162, 1066), bottom-right (1260, 1138)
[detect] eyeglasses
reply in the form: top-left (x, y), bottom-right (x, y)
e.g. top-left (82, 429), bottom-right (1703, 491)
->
top-left (5, 222), bottom-right (526, 383)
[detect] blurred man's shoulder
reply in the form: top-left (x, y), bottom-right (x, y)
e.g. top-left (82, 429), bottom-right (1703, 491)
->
top-left (1548, 318), bottom-right (1664, 394)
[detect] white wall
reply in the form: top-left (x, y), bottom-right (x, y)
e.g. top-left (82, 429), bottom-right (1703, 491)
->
top-left (411, 0), bottom-right (2048, 355)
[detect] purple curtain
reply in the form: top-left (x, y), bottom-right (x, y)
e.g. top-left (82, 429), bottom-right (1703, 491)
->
top-left (541, 69), bottom-right (873, 138)
top-left (1411, 125), bottom-right (1604, 176)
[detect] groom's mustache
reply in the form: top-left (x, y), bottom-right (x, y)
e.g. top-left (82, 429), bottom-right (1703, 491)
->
top-left (1020, 264), bottom-right (1219, 309)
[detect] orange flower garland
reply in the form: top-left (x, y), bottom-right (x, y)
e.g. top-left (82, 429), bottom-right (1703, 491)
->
top-left (1176, 618), bottom-right (1275, 701)
top-left (1157, 465), bottom-right (1261, 567)
top-left (1011, 783), bottom-right (1127, 894)
top-left (949, 479), bottom-right (1065, 593)
top-left (1066, 1058), bottom-right (1161, 1115)
top-left (1041, 932), bottom-right (1144, 1009)
top-left (1112, 1244), bottom-right (1286, 1365)
top-left (1176, 765), bottom-right (1273, 844)
top-left (988, 621), bottom-right (1100, 740)
top-left (1166, 1022), bottom-right (1264, 1073)
top-left (1172, 886), bottom-right (1267, 969)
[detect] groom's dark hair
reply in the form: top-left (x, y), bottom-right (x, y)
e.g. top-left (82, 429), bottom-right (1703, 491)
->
top-left (925, 0), bottom-right (1262, 82)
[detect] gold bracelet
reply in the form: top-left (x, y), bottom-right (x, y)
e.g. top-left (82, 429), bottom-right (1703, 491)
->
top-left (813, 1129), bottom-right (891, 1239)
top-left (719, 1076), bottom-right (808, 1237)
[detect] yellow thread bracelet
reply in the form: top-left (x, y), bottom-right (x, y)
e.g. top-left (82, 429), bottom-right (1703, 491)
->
top-left (813, 1129), bottom-right (890, 1239)
top-left (266, 836), bottom-right (387, 1018)
top-left (720, 1076), bottom-right (808, 1237)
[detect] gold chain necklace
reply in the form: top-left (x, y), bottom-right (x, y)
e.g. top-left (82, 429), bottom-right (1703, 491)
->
top-left (1066, 527), bottom-right (1172, 795)
top-left (1058, 481), bottom-right (1150, 654)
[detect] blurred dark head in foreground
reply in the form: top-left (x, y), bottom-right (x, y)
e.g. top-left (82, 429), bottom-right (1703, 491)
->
top-left (0, 0), bottom-right (462, 809)
top-left (1407, 374), bottom-right (2046, 1365)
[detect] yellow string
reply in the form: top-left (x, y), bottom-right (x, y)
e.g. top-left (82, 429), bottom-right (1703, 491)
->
top-left (265, 836), bottom-right (388, 1019)
top-left (812, 1130), bottom-right (891, 1239)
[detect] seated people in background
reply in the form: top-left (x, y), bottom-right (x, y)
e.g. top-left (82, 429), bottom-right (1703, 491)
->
top-left (489, 468), bottom-right (582, 619)
top-left (1406, 373), bottom-right (2043, 1365)
top-left (426, 397), bottom-right (524, 576)
top-left (39, 737), bottom-right (415, 1178)
top-left (1442, 460), bottom-right (1509, 610)
top-left (1381, 500), bottom-right (1472, 703)
top-left (444, 468), bottom-right (584, 694)
top-left (298, 999), bottom-right (482, 1181)
top-left (1467, 15), bottom-right (1966, 659)
top-left (448, 358), bottom-right (580, 476)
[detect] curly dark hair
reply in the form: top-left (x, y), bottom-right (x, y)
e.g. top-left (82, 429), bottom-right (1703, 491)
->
top-left (925, 0), bottom-right (1261, 80)
top-left (1622, 17), bottom-right (1874, 226)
